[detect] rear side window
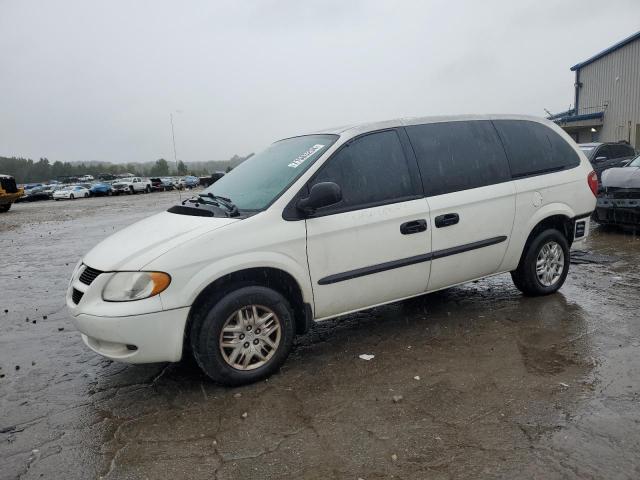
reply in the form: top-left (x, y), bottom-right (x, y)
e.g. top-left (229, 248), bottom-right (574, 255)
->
top-left (492, 120), bottom-right (580, 178)
top-left (310, 130), bottom-right (415, 213)
top-left (610, 144), bottom-right (635, 158)
top-left (405, 120), bottom-right (510, 196)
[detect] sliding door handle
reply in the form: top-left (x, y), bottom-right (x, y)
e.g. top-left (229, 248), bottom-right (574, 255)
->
top-left (400, 219), bottom-right (427, 235)
top-left (435, 213), bottom-right (459, 228)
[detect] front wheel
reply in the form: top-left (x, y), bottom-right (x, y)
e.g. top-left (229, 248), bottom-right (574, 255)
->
top-left (511, 229), bottom-right (569, 296)
top-left (84, 193), bottom-right (89, 198)
top-left (0, 204), bottom-right (10, 212)
top-left (190, 286), bottom-right (295, 386)
top-left (70, 194), bottom-right (75, 200)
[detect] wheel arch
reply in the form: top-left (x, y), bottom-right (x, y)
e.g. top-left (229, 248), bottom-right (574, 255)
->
top-left (518, 206), bottom-right (576, 268)
top-left (184, 265), bottom-right (313, 351)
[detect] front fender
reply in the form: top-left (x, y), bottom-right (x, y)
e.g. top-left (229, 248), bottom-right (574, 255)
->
top-left (159, 251), bottom-right (313, 311)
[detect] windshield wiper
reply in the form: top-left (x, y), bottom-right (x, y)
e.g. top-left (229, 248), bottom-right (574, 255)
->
top-left (198, 192), bottom-right (239, 217)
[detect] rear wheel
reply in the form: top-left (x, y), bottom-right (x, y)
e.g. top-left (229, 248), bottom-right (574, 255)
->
top-left (190, 286), bottom-right (295, 386)
top-left (0, 204), bottom-right (10, 212)
top-left (84, 193), bottom-right (89, 198)
top-left (511, 229), bottom-right (569, 296)
top-left (70, 194), bottom-right (75, 200)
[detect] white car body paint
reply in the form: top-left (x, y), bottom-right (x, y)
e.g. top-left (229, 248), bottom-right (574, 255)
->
top-left (68, 114), bottom-right (597, 364)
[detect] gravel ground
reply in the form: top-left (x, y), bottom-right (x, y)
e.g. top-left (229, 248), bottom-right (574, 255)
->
top-left (1, 192), bottom-right (639, 479)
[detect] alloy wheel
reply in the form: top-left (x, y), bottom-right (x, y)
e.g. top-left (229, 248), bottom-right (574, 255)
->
top-left (536, 241), bottom-right (564, 287)
top-left (219, 305), bottom-right (281, 371)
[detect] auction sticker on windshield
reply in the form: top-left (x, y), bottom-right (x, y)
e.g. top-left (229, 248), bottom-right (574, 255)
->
top-left (288, 144), bottom-right (325, 168)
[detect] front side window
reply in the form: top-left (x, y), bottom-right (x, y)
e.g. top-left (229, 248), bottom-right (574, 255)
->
top-left (202, 134), bottom-right (338, 211)
top-left (628, 155), bottom-right (640, 167)
top-left (309, 130), bottom-right (416, 213)
top-left (493, 120), bottom-right (581, 177)
top-left (406, 120), bottom-right (510, 196)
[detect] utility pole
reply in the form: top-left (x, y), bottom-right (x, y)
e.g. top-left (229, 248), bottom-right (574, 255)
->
top-left (170, 111), bottom-right (182, 201)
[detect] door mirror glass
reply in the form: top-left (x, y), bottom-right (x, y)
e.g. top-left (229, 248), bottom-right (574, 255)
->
top-left (297, 182), bottom-right (342, 215)
top-left (595, 156), bottom-right (607, 163)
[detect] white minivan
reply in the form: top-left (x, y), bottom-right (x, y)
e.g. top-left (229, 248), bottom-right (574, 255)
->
top-left (67, 115), bottom-right (597, 385)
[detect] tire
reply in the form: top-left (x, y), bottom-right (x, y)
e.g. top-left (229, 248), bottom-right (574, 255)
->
top-left (511, 229), bottom-right (569, 296)
top-left (145, 186), bottom-right (151, 193)
top-left (0, 204), bottom-right (10, 212)
top-left (190, 286), bottom-right (295, 386)
top-left (84, 193), bottom-right (89, 198)
top-left (70, 194), bottom-right (75, 200)
top-left (107, 190), bottom-right (112, 196)
top-left (129, 187), bottom-right (134, 195)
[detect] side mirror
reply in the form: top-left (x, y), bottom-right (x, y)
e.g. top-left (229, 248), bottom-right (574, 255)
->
top-left (595, 156), bottom-right (607, 163)
top-left (296, 182), bottom-right (342, 215)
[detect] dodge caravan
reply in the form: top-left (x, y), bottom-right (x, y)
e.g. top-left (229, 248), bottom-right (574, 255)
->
top-left (67, 115), bottom-right (597, 385)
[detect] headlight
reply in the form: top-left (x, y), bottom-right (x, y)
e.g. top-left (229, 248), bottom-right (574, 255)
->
top-left (102, 272), bottom-right (171, 302)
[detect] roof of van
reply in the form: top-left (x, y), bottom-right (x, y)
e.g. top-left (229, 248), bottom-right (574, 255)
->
top-left (311, 114), bottom-right (552, 137)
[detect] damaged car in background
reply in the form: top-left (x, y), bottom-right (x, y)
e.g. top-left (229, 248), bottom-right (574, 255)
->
top-left (594, 154), bottom-right (640, 227)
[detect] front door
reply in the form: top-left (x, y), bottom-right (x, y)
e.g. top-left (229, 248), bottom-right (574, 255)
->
top-left (304, 130), bottom-right (431, 320)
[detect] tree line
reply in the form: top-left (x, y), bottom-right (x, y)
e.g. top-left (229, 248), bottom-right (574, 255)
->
top-left (0, 155), bottom-right (250, 184)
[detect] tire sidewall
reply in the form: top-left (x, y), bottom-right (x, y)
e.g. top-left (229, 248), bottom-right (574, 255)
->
top-left (524, 229), bottom-right (570, 294)
top-left (191, 286), bottom-right (295, 386)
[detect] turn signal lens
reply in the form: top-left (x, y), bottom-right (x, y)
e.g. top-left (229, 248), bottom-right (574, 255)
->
top-left (102, 271), bottom-right (171, 302)
top-left (587, 171), bottom-right (598, 197)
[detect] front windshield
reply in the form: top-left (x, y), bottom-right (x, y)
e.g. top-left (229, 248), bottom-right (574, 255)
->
top-left (203, 134), bottom-right (338, 211)
top-left (629, 155), bottom-right (640, 167)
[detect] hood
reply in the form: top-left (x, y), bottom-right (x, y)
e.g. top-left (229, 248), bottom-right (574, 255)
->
top-left (601, 167), bottom-right (640, 189)
top-left (82, 211), bottom-right (238, 271)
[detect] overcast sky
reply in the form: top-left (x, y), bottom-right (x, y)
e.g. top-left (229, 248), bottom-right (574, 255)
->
top-left (1, 0), bottom-right (639, 164)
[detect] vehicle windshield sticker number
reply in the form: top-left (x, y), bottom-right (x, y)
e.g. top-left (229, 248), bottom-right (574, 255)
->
top-left (288, 144), bottom-right (325, 168)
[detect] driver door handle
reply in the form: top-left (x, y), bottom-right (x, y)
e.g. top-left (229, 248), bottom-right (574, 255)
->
top-left (400, 219), bottom-right (427, 235)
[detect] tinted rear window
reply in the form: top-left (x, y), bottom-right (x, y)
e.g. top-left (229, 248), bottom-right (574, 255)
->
top-left (405, 120), bottom-right (510, 196)
top-left (492, 120), bottom-right (580, 178)
top-left (609, 144), bottom-right (635, 159)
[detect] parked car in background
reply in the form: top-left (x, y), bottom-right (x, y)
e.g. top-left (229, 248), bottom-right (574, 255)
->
top-left (20, 185), bottom-right (51, 202)
top-left (199, 172), bottom-right (225, 187)
top-left (89, 182), bottom-right (113, 196)
top-left (594, 154), bottom-right (640, 227)
top-left (78, 175), bottom-right (95, 182)
top-left (111, 177), bottom-right (152, 195)
top-left (150, 178), bottom-right (164, 192)
top-left (53, 185), bottom-right (90, 200)
top-left (578, 142), bottom-right (636, 182)
top-left (42, 184), bottom-right (64, 198)
top-left (159, 177), bottom-right (176, 191)
top-left (180, 176), bottom-right (200, 189)
top-left (67, 115), bottom-right (596, 386)
top-left (0, 174), bottom-right (24, 212)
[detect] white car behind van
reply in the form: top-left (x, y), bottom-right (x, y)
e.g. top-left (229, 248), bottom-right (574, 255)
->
top-left (67, 115), bottom-right (597, 385)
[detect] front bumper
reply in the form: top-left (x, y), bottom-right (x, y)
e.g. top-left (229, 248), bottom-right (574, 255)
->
top-left (73, 307), bottom-right (190, 363)
top-left (595, 197), bottom-right (640, 225)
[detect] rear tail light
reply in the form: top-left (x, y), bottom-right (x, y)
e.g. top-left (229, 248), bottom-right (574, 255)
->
top-left (587, 171), bottom-right (598, 197)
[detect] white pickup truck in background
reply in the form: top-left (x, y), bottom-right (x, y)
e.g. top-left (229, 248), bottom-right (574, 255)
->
top-left (111, 177), bottom-right (152, 195)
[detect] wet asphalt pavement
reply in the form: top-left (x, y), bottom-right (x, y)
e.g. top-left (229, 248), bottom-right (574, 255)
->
top-left (1, 191), bottom-right (639, 480)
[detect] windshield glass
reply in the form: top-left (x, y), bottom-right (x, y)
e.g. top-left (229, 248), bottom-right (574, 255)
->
top-left (202, 134), bottom-right (338, 211)
top-left (629, 155), bottom-right (640, 167)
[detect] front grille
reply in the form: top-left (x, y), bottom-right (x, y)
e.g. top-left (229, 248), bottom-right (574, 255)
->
top-left (72, 288), bottom-right (84, 305)
top-left (79, 266), bottom-right (102, 286)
